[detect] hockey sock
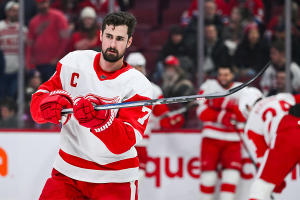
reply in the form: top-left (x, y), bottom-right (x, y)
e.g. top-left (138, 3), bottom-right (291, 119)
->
top-left (200, 171), bottom-right (217, 200)
top-left (248, 178), bottom-right (275, 200)
top-left (220, 169), bottom-right (240, 200)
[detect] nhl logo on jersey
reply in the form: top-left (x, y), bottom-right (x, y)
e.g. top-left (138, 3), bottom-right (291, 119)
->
top-left (100, 75), bottom-right (107, 79)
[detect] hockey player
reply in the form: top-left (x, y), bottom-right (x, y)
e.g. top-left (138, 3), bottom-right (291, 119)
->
top-left (31, 12), bottom-right (152, 200)
top-left (126, 52), bottom-right (184, 186)
top-left (197, 65), bottom-right (246, 200)
top-left (239, 88), bottom-right (300, 200)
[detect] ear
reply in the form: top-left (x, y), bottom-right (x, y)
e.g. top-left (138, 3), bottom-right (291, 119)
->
top-left (100, 31), bottom-right (103, 42)
top-left (126, 37), bottom-right (133, 48)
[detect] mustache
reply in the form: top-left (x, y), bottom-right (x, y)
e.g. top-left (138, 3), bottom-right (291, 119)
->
top-left (106, 47), bottom-right (118, 53)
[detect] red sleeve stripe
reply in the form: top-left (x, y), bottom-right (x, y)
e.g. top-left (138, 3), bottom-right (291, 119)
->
top-left (59, 149), bottom-right (139, 171)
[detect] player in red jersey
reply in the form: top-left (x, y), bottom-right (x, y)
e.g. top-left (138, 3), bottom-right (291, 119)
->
top-left (126, 52), bottom-right (184, 187)
top-left (197, 65), bottom-right (246, 200)
top-left (31, 11), bottom-right (152, 200)
top-left (238, 88), bottom-right (300, 200)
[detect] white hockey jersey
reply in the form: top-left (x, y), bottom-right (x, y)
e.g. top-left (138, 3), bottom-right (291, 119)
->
top-left (197, 79), bottom-right (244, 141)
top-left (244, 93), bottom-right (300, 164)
top-left (0, 20), bottom-right (27, 74)
top-left (31, 51), bottom-right (153, 183)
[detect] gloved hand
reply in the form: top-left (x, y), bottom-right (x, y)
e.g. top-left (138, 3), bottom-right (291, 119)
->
top-left (274, 180), bottom-right (286, 193)
top-left (160, 114), bottom-right (185, 128)
top-left (221, 112), bottom-right (236, 127)
top-left (40, 90), bottom-right (73, 125)
top-left (73, 97), bottom-right (111, 129)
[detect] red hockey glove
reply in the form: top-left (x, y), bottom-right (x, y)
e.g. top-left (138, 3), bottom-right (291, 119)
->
top-left (160, 114), bottom-right (185, 128)
top-left (73, 97), bottom-right (111, 129)
top-left (274, 180), bottom-right (286, 193)
top-left (220, 112), bottom-right (236, 127)
top-left (40, 90), bottom-right (73, 125)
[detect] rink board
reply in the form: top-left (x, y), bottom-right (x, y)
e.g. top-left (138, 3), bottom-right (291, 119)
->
top-left (0, 131), bottom-right (299, 200)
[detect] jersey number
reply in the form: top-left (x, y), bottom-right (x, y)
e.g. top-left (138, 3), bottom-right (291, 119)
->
top-left (261, 100), bottom-right (292, 132)
top-left (262, 100), bottom-right (292, 121)
top-left (138, 106), bottom-right (151, 125)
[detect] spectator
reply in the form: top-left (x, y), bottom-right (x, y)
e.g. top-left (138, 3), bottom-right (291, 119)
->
top-left (51, 0), bottom-right (81, 33)
top-left (265, 1), bottom-right (300, 40)
top-left (0, 0), bottom-right (38, 26)
top-left (0, 1), bottom-right (27, 100)
top-left (79, 0), bottom-right (119, 26)
top-left (26, 0), bottom-right (69, 83)
top-left (260, 41), bottom-right (300, 95)
top-left (204, 0), bottom-right (224, 34)
top-left (267, 70), bottom-right (299, 96)
top-left (23, 72), bottom-right (54, 129)
top-left (222, 7), bottom-right (244, 54)
top-left (181, 0), bottom-right (264, 26)
top-left (198, 23), bottom-right (231, 76)
top-left (159, 26), bottom-right (192, 62)
top-left (161, 55), bottom-right (195, 98)
top-left (154, 26), bottom-right (193, 82)
top-left (234, 23), bottom-right (269, 75)
top-left (25, 71), bottom-right (42, 106)
top-left (68, 6), bottom-right (101, 52)
top-left (184, 0), bottom-right (223, 46)
top-left (265, 17), bottom-right (300, 65)
top-left (0, 97), bottom-right (18, 128)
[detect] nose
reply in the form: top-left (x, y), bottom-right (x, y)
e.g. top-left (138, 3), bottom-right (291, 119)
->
top-left (110, 38), bottom-right (117, 48)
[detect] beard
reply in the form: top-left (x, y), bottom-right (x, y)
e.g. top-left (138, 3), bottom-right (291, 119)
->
top-left (102, 46), bottom-right (126, 63)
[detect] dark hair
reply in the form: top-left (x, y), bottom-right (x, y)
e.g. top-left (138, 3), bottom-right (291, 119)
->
top-left (276, 68), bottom-right (294, 79)
top-left (218, 65), bottom-right (234, 73)
top-left (169, 25), bottom-right (184, 36)
top-left (102, 11), bottom-right (137, 39)
top-left (79, 18), bottom-right (98, 40)
top-left (0, 97), bottom-right (17, 112)
top-left (205, 22), bottom-right (217, 28)
top-left (271, 41), bottom-right (285, 53)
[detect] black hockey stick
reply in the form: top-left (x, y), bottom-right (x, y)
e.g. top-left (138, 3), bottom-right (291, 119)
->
top-left (61, 61), bottom-right (271, 115)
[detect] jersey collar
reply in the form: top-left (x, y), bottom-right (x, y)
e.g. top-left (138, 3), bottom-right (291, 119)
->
top-left (93, 53), bottom-right (132, 81)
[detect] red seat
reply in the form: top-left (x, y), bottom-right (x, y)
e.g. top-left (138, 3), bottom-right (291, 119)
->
top-left (129, 9), bottom-right (159, 30)
top-left (148, 30), bottom-right (169, 51)
top-left (270, 5), bottom-right (284, 17)
top-left (162, 8), bottom-right (185, 26)
top-left (133, 0), bottom-right (160, 9)
top-left (130, 30), bottom-right (145, 51)
top-left (168, 0), bottom-right (192, 8)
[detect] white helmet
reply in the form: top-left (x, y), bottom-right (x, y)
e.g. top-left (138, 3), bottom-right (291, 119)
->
top-left (126, 52), bottom-right (146, 75)
top-left (238, 87), bottom-right (264, 118)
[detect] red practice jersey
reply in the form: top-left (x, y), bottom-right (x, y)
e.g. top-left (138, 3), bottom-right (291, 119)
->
top-left (197, 79), bottom-right (244, 141)
top-left (244, 93), bottom-right (300, 164)
top-left (31, 50), bottom-right (153, 183)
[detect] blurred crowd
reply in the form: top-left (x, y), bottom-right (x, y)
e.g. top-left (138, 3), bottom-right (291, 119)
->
top-left (0, 0), bottom-right (300, 129)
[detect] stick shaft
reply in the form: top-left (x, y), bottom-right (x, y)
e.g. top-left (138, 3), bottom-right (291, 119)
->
top-left (61, 61), bottom-right (271, 115)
